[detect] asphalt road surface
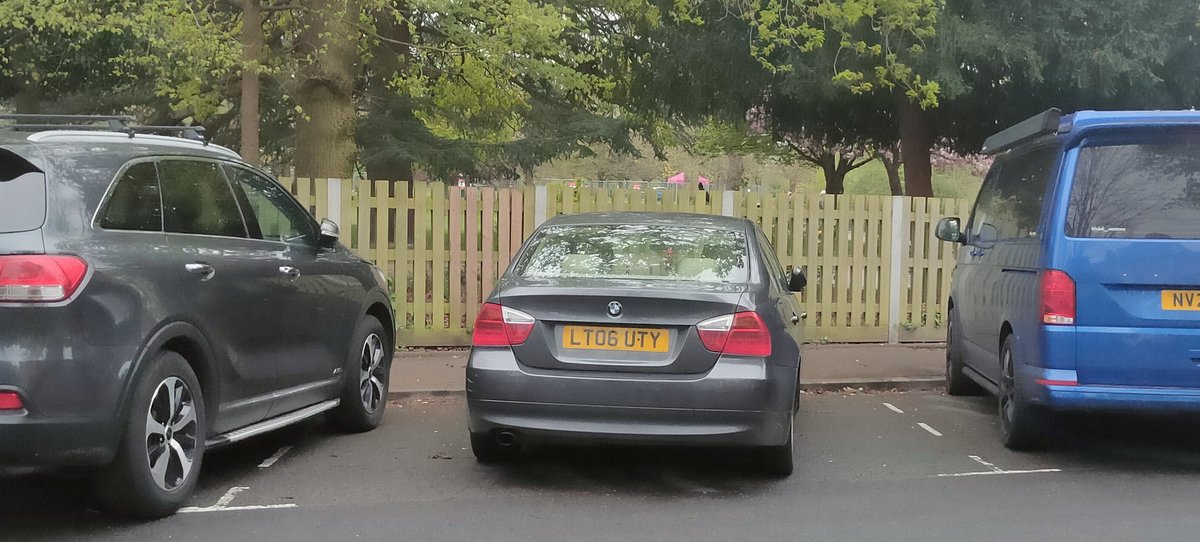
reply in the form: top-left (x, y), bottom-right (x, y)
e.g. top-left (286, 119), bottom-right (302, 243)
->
top-left (7, 391), bottom-right (1200, 541)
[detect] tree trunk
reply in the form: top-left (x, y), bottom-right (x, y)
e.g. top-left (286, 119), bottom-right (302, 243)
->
top-left (363, 3), bottom-right (415, 183)
top-left (724, 152), bottom-right (744, 191)
top-left (878, 148), bottom-right (903, 196)
top-left (898, 97), bottom-right (933, 197)
top-left (820, 156), bottom-right (846, 195)
top-left (294, 0), bottom-right (360, 179)
top-left (239, 0), bottom-right (263, 166)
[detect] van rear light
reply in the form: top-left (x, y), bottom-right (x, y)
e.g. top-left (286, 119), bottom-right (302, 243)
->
top-left (0, 392), bottom-right (23, 411)
top-left (0, 255), bottom-right (88, 303)
top-left (472, 302), bottom-right (535, 346)
top-left (1041, 269), bottom-right (1076, 325)
top-left (697, 312), bottom-right (772, 357)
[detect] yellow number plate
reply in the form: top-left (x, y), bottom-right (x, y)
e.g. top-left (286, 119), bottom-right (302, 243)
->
top-left (1162, 290), bottom-right (1200, 311)
top-left (561, 326), bottom-right (670, 352)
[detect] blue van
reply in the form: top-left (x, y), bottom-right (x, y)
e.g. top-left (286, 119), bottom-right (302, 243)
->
top-left (936, 109), bottom-right (1200, 450)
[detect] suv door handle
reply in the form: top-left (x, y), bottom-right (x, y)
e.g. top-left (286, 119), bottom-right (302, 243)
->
top-left (185, 263), bottom-right (215, 281)
top-left (279, 266), bottom-right (301, 280)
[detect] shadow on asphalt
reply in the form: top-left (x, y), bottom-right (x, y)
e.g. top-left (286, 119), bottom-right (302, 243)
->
top-left (478, 443), bottom-right (786, 497)
top-left (0, 420), bottom-right (324, 537)
top-left (958, 395), bottom-right (1200, 473)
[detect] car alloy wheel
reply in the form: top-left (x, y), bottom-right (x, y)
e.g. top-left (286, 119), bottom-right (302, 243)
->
top-left (999, 349), bottom-right (1015, 429)
top-left (144, 376), bottom-right (199, 492)
top-left (360, 333), bottom-right (386, 414)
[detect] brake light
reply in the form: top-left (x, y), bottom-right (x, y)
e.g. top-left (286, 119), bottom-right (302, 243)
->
top-left (1041, 269), bottom-right (1076, 325)
top-left (0, 392), bottom-right (23, 411)
top-left (697, 312), bottom-right (772, 356)
top-left (472, 302), bottom-right (535, 346)
top-left (0, 255), bottom-right (88, 303)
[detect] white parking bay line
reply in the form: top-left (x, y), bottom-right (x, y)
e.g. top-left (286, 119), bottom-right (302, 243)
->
top-left (937, 468), bottom-right (1063, 478)
top-left (258, 446), bottom-right (293, 469)
top-left (882, 402), bottom-right (904, 414)
top-left (178, 485), bottom-right (298, 514)
top-left (917, 422), bottom-right (943, 437)
top-left (937, 454), bottom-right (1063, 478)
top-left (179, 503), bottom-right (298, 513)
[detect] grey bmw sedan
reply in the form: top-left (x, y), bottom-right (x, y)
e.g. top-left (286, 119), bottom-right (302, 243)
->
top-left (466, 212), bottom-right (805, 475)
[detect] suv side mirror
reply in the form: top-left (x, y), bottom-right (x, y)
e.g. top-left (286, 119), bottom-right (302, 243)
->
top-left (319, 219), bottom-right (340, 248)
top-left (935, 217), bottom-right (964, 244)
top-left (788, 267), bottom-right (807, 292)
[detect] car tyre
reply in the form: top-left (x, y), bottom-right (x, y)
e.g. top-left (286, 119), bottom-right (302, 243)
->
top-left (330, 316), bottom-right (390, 433)
top-left (470, 432), bottom-right (518, 463)
top-left (946, 308), bottom-right (984, 396)
top-left (758, 417), bottom-right (795, 477)
top-left (999, 335), bottom-right (1051, 451)
top-left (93, 350), bottom-right (206, 519)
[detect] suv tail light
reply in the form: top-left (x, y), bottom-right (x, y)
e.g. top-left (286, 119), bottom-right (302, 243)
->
top-left (1041, 269), bottom-right (1076, 325)
top-left (0, 255), bottom-right (88, 303)
top-left (697, 312), bottom-right (772, 357)
top-left (472, 302), bottom-right (535, 346)
top-left (0, 392), bottom-right (23, 411)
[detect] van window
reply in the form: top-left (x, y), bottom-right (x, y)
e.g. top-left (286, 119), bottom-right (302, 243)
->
top-left (0, 150), bottom-right (46, 233)
top-left (971, 146), bottom-right (1058, 241)
top-left (159, 160), bottom-right (248, 238)
top-left (98, 162), bottom-right (162, 232)
top-left (1067, 142), bottom-right (1200, 239)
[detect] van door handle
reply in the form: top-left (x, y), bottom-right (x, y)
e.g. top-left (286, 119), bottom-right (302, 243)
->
top-left (185, 263), bottom-right (215, 281)
top-left (279, 266), bottom-right (301, 280)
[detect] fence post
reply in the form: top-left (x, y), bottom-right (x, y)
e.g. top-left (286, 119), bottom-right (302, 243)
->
top-left (534, 185), bottom-right (548, 226)
top-left (326, 178), bottom-right (342, 227)
top-left (887, 196), bottom-right (906, 344)
top-left (721, 191), bottom-right (735, 217)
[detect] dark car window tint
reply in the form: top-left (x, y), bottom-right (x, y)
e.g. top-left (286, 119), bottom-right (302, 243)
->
top-left (756, 230), bottom-right (786, 292)
top-left (159, 160), bottom-right (247, 238)
top-left (1067, 141), bottom-right (1200, 239)
top-left (991, 146), bottom-right (1058, 239)
top-left (0, 150), bottom-right (46, 233)
top-left (98, 162), bottom-right (162, 232)
top-left (516, 224), bottom-right (749, 283)
top-left (224, 165), bottom-right (313, 244)
top-left (968, 165), bottom-right (1003, 241)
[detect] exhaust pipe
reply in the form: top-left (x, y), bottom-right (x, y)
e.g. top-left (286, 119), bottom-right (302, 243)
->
top-left (495, 430), bottom-right (518, 447)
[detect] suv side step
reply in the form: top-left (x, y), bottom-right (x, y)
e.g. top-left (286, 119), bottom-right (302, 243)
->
top-left (206, 399), bottom-right (340, 448)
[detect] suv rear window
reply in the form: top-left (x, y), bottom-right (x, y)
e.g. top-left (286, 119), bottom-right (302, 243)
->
top-left (516, 224), bottom-right (749, 283)
top-left (1068, 141), bottom-right (1200, 239)
top-left (0, 150), bottom-right (46, 233)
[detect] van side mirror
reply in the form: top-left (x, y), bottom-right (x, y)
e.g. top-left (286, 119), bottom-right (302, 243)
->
top-left (319, 219), bottom-right (340, 248)
top-left (935, 217), bottom-right (964, 244)
top-left (788, 267), bottom-right (807, 292)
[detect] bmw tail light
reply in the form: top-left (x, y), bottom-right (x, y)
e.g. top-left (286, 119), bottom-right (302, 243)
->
top-left (472, 302), bottom-right (535, 346)
top-left (697, 312), bottom-right (772, 357)
top-left (0, 392), bottom-right (23, 411)
top-left (0, 255), bottom-right (88, 303)
top-left (1040, 269), bottom-right (1076, 325)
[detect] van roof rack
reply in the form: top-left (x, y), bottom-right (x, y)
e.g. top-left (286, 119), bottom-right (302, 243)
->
top-left (981, 108), bottom-right (1063, 155)
top-left (0, 114), bottom-right (207, 144)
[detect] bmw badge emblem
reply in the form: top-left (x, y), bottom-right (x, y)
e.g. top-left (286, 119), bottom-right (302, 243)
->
top-left (607, 301), bottom-right (622, 317)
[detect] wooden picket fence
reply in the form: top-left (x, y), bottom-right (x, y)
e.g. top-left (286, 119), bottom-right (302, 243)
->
top-left (284, 179), bottom-right (970, 346)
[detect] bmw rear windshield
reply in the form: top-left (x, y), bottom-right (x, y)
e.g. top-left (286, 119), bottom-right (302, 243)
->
top-left (0, 149), bottom-right (46, 233)
top-left (515, 224), bottom-right (749, 283)
top-left (1067, 137), bottom-right (1200, 239)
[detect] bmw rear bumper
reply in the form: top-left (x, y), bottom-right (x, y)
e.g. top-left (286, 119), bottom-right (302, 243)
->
top-left (466, 348), bottom-right (796, 447)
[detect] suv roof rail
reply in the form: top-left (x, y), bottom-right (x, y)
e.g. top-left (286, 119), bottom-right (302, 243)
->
top-left (981, 108), bottom-right (1063, 156)
top-left (0, 114), bottom-right (208, 144)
